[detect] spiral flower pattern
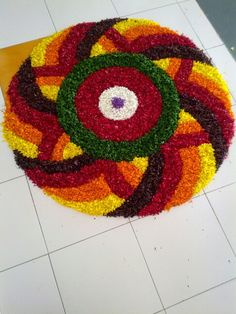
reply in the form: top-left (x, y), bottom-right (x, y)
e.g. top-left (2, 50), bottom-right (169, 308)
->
top-left (3, 18), bottom-right (234, 217)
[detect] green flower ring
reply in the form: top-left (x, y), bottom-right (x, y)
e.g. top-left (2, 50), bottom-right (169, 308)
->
top-left (57, 53), bottom-right (180, 161)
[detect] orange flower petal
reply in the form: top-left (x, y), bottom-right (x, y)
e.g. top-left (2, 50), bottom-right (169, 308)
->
top-left (4, 98), bottom-right (42, 145)
top-left (45, 28), bottom-right (71, 65)
top-left (51, 133), bottom-right (70, 161)
top-left (175, 121), bottom-right (203, 134)
top-left (45, 175), bottom-right (111, 202)
top-left (36, 76), bottom-right (64, 86)
top-left (117, 161), bottom-right (143, 188)
top-left (165, 146), bottom-right (201, 209)
top-left (123, 25), bottom-right (176, 41)
top-left (98, 35), bottom-right (118, 53)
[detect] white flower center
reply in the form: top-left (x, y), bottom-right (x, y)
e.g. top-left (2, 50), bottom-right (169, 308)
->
top-left (98, 86), bottom-right (138, 121)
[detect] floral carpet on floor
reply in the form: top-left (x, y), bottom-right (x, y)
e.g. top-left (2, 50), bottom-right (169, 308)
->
top-left (3, 18), bottom-right (235, 217)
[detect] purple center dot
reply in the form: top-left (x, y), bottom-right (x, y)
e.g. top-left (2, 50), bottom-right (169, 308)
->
top-left (111, 97), bottom-right (125, 109)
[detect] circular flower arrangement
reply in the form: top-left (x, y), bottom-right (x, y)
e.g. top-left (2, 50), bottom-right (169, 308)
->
top-left (3, 18), bottom-right (235, 217)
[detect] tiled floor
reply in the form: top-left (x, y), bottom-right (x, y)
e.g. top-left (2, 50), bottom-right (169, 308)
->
top-left (0, 0), bottom-right (236, 313)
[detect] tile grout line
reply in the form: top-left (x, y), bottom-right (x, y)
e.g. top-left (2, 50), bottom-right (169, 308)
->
top-left (25, 177), bottom-right (49, 252)
top-left (110, 0), bottom-right (120, 17)
top-left (49, 220), bottom-right (130, 255)
top-left (203, 191), bottom-right (236, 257)
top-left (43, 0), bottom-right (57, 32)
top-left (176, 0), bottom-right (190, 3)
top-left (120, 1), bottom-right (180, 18)
top-left (205, 181), bottom-right (236, 195)
top-left (47, 254), bottom-right (67, 314)
top-left (25, 177), bottom-right (67, 314)
top-left (0, 174), bottom-right (25, 185)
top-left (0, 220), bottom-right (131, 274)
top-left (129, 222), bottom-right (167, 314)
top-left (206, 43), bottom-right (224, 50)
top-left (0, 254), bottom-right (48, 274)
top-left (163, 276), bottom-right (236, 311)
top-left (177, 1), bottom-right (206, 50)
top-left (153, 309), bottom-right (165, 314)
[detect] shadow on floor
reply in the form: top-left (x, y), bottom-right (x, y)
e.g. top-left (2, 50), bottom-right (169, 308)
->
top-left (197, 0), bottom-right (236, 60)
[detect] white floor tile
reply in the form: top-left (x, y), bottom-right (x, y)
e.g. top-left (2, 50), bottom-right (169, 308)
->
top-left (0, 139), bottom-right (24, 184)
top-left (29, 181), bottom-right (129, 252)
top-left (204, 137), bottom-right (236, 192)
top-left (113, 0), bottom-right (176, 16)
top-left (0, 256), bottom-right (64, 314)
top-left (50, 224), bottom-right (162, 314)
top-left (45, 0), bottom-right (117, 30)
top-left (132, 195), bottom-right (236, 307)
top-left (127, 4), bottom-right (203, 49)
top-left (0, 177), bottom-right (46, 271)
top-left (180, 0), bottom-right (223, 49)
top-left (166, 279), bottom-right (236, 314)
top-left (207, 45), bottom-right (236, 100)
top-left (0, 0), bottom-right (55, 48)
top-left (207, 184), bottom-right (236, 254)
